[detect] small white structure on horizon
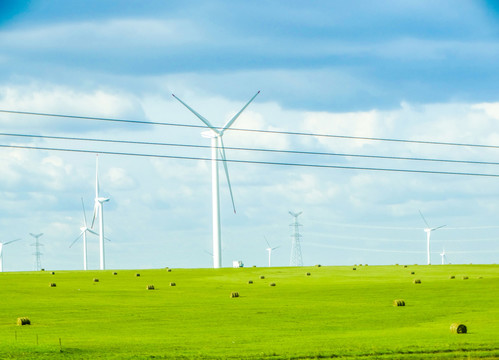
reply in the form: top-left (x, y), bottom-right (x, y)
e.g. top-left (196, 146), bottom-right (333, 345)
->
top-left (232, 260), bottom-right (244, 268)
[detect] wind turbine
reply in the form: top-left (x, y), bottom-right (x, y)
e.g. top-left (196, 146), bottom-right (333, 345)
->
top-left (91, 155), bottom-right (110, 270)
top-left (264, 236), bottom-right (280, 267)
top-left (440, 248), bottom-right (447, 265)
top-left (70, 198), bottom-right (98, 270)
top-left (0, 238), bottom-right (21, 272)
top-left (172, 91), bottom-right (260, 268)
top-left (419, 210), bottom-right (446, 265)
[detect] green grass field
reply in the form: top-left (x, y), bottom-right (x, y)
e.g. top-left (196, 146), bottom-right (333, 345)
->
top-left (0, 264), bottom-right (497, 359)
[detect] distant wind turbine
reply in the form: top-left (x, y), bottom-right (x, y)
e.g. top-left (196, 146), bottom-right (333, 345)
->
top-left (440, 248), bottom-right (447, 265)
top-left (91, 155), bottom-right (110, 270)
top-left (70, 198), bottom-right (98, 270)
top-left (173, 91), bottom-right (260, 268)
top-left (264, 236), bottom-right (280, 267)
top-left (0, 238), bottom-right (21, 272)
top-left (419, 210), bottom-right (446, 265)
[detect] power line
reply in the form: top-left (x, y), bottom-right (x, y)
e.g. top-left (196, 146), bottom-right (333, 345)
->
top-left (3, 143), bottom-right (499, 178)
top-left (3, 108), bottom-right (499, 150)
top-left (2, 132), bottom-right (499, 167)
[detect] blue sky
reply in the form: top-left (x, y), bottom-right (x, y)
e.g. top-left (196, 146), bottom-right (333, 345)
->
top-left (0, 1), bottom-right (498, 271)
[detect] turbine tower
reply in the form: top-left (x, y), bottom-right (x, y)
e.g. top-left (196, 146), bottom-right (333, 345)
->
top-left (30, 233), bottom-right (44, 271)
top-left (289, 211), bottom-right (303, 266)
top-left (91, 155), bottom-right (110, 270)
top-left (264, 236), bottom-right (280, 267)
top-left (419, 210), bottom-right (445, 265)
top-left (440, 248), bottom-right (447, 265)
top-left (173, 91), bottom-right (260, 268)
top-left (70, 198), bottom-right (98, 270)
top-left (0, 238), bottom-right (21, 272)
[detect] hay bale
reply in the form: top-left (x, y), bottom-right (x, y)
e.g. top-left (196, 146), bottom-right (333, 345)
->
top-left (248, 280), bottom-right (253, 284)
top-left (353, 267), bottom-right (356, 270)
top-left (462, 276), bottom-right (469, 280)
top-left (449, 275), bottom-right (455, 279)
top-left (404, 265), bottom-right (408, 268)
top-left (260, 275), bottom-right (265, 279)
top-left (167, 269), bottom-right (172, 272)
top-left (170, 282), bottom-right (176, 286)
top-left (306, 272), bottom-right (311, 276)
top-left (49, 282), bottom-right (56, 287)
top-left (230, 292), bottom-right (239, 298)
top-left (411, 271), bottom-right (415, 275)
top-left (315, 264), bottom-right (321, 267)
top-left (269, 283), bottom-right (276, 287)
top-left (51, 271), bottom-right (55, 275)
top-left (413, 279), bottom-right (421, 284)
top-left (450, 323), bottom-right (467, 334)
top-left (113, 272), bottom-right (118, 275)
top-left (17, 317), bottom-right (31, 326)
top-left (93, 278), bottom-right (99, 282)
top-left (136, 273), bottom-right (140, 277)
top-left (147, 284), bottom-right (155, 290)
top-left (393, 299), bottom-right (405, 307)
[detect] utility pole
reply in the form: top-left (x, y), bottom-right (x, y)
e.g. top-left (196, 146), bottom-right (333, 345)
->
top-left (289, 211), bottom-right (303, 266)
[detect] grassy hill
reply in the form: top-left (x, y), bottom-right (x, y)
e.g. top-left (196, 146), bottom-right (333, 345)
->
top-left (0, 264), bottom-right (497, 359)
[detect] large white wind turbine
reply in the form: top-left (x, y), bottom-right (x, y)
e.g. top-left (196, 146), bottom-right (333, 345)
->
top-left (91, 155), bottom-right (110, 270)
top-left (419, 210), bottom-right (446, 265)
top-left (70, 198), bottom-right (98, 270)
top-left (0, 238), bottom-right (21, 272)
top-left (172, 91), bottom-right (260, 268)
top-left (264, 236), bottom-right (280, 267)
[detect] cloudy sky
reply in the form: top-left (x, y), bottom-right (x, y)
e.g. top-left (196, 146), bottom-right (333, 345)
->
top-left (0, 1), bottom-right (498, 271)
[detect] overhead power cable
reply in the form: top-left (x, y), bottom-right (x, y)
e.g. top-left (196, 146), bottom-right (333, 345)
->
top-left (2, 109), bottom-right (499, 150)
top-left (1, 132), bottom-right (499, 167)
top-left (2, 143), bottom-right (499, 178)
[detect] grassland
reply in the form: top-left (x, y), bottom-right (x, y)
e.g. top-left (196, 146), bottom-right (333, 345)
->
top-left (0, 264), bottom-right (497, 359)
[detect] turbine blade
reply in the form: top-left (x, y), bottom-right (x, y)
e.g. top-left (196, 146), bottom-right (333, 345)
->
top-left (221, 91), bottom-right (260, 133)
top-left (418, 210), bottom-right (430, 228)
top-left (172, 94), bottom-right (220, 134)
top-left (81, 197), bottom-right (88, 227)
top-left (219, 137), bottom-right (236, 214)
top-left (95, 155), bottom-right (100, 198)
top-left (4, 238), bottom-right (21, 246)
top-left (87, 229), bottom-right (99, 236)
top-left (104, 236), bottom-right (112, 242)
top-left (272, 246), bottom-right (280, 250)
top-left (264, 236), bottom-right (271, 248)
top-left (432, 225), bottom-right (446, 231)
top-left (91, 202), bottom-right (98, 229)
top-left (69, 232), bottom-right (84, 248)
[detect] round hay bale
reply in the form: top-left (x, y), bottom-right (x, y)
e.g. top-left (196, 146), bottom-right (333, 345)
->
top-left (248, 280), bottom-right (253, 284)
top-left (449, 275), bottom-right (455, 279)
top-left (147, 284), bottom-right (155, 290)
top-left (353, 267), bottom-right (356, 270)
top-left (93, 278), bottom-right (99, 282)
top-left (51, 271), bottom-right (55, 275)
top-left (315, 264), bottom-right (321, 267)
top-left (135, 273), bottom-right (140, 277)
top-left (462, 276), bottom-right (469, 280)
top-left (393, 299), bottom-right (405, 307)
top-left (450, 323), bottom-right (467, 334)
top-left (49, 282), bottom-right (56, 287)
top-left (167, 269), bottom-right (172, 272)
top-left (260, 275), bottom-right (265, 279)
top-left (306, 272), bottom-right (311, 276)
top-left (413, 279), bottom-right (421, 284)
top-left (230, 292), bottom-right (239, 298)
top-left (170, 282), bottom-right (176, 286)
top-left (17, 317), bottom-right (31, 326)
top-left (404, 265), bottom-right (408, 268)
top-left (113, 272), bottom-right (118, 275)
top-left (411, 271), bottom-right (415, 275)
top-left (269, 283), bottom-right (276, 287)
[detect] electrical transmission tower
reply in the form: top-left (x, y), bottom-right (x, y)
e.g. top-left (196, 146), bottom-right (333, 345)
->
top-left (289, 211), bottom-right (303, 266)
top-left (30, 233), bottom-right (44, 271)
